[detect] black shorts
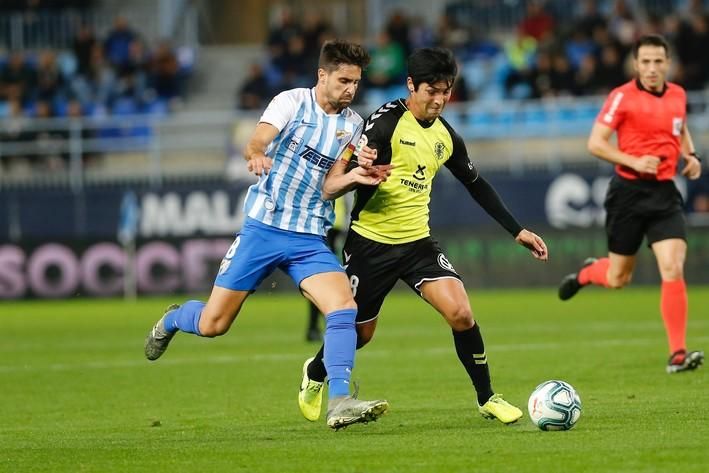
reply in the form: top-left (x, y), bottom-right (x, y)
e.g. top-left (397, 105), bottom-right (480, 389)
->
top-left (342, 230), bottom-right (462, 323)
top-left (604, 175), bottom-right (686, 255)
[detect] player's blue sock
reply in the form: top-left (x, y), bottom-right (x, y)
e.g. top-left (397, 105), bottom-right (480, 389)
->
top-left (323, 308), bottom-right (357, 398)
top-left (163, 300), bottom-right (204, 336)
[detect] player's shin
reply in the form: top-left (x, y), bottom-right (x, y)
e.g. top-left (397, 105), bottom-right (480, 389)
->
top-left (453, 324), bottom-right (494, 405)
top-left (323, 308), bottom-right (357, 398)
top-left (163, 300), bottom-right (205, 335)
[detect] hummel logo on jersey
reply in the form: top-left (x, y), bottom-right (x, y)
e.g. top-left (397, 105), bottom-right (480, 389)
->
top-left (400, 138), bottom-right (416, 146)
top-left (301, 145), bottom-right (335, 169)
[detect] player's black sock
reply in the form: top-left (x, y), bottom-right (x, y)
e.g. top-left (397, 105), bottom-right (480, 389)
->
top-left (307, 333), bottom-right (365, 383)
top-left (453, 324), bottom-right (494, 406)
top-left (308, 302), bottom-right (320, 331)
top-left (307, 345), bottom-right (328, 382)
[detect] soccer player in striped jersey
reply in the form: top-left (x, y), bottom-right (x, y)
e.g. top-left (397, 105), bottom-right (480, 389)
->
top-left (144, 40), bottom-right (391, 429)
top-left (558, 34), bottom-right (704, 374)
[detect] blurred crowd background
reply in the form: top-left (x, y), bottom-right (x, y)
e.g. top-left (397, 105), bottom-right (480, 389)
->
top-left (1, 0), bottom-right (709, 298)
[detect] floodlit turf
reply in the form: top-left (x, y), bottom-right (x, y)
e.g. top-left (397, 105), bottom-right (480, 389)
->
top-left (1, 287), bottom-right (708, 472)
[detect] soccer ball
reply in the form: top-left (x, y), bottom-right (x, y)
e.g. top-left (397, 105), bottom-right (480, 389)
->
top-left (527, 380), bottom-right (582, 431)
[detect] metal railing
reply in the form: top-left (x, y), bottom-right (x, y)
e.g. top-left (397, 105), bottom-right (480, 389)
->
top-left (1, 91), bottom-right (708, 191)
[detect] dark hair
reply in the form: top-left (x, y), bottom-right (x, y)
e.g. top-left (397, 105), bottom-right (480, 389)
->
top-left (632, 34), bottom-right (670, 58)
top-left (319, 39), bottom-right (370, 72)
top-left (407, 47), bottom-right (458, 90)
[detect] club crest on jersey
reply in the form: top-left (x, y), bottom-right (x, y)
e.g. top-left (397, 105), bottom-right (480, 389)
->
top-left (288, 136), bottom-right (302, 152)
top-left (301, 145), bottom-right (336, 169)
top-left (434, 141), bottom-right (446, 160)
top-left (336, 129), bottom-right (352, 142)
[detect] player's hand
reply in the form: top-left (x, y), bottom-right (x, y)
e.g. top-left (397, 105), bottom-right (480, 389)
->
top-left (349, 164), bottom-right (393, 186)
top-left (515, 229), bottom-right (548, 261)
top-left (633, 155), bottom-right (662, 175)
top-left (356, 145), bottom-right (377, 169)
top-left (247, 155), bottom-right (273, 176)
top-left (681, 154), bottom-right (702, 180)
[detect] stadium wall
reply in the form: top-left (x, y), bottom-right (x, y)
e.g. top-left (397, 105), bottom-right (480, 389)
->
top-left (1, 170), bottom-right (707, 299)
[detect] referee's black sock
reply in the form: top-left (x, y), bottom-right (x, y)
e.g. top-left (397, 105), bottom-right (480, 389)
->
top-left (307, 333), bottom-right (366, 383)
top-left (453, 324), bottom-right (494, 406)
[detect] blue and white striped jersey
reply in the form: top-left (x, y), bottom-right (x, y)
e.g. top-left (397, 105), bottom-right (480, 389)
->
top-left (243, 88), bottom-right (363, 236)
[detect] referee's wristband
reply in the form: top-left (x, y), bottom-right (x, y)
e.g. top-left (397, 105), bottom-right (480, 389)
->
top-left (689, 151), bottom-right (701, 162)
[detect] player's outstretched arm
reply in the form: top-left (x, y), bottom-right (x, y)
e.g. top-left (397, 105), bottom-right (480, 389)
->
top-left (515, 229), bottom-right (548, 261)
top-left (322, 145), bottom-right (392, 200)
top-left (244, 122), bottom-right (278, 176)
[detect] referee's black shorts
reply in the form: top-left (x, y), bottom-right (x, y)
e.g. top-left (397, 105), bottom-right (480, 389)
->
top-left (342, 230), bottom-right (462, 324)
top-left (604, 175), bottom-right (686, 255)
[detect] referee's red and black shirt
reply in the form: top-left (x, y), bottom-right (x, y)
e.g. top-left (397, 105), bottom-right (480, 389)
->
top-left (596, 79), bottom-right (687, 181)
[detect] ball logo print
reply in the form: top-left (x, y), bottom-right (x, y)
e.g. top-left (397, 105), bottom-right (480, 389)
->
top-left (437, 254), bottom-right (454, 272)
top-left (528, 380), bottom-right (582, 431)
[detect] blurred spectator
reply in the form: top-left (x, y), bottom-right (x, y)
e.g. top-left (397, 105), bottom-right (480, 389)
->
top-left (573, 53), bottom-right (600, 95)
top-left (674, 14), bottom-right (709, 91)
top-left (551, 54), bottom-right (580, 96)
top-left (73, 24), bottom-right (97, 77)
top-left (267, 7), bottom-right (301, 66)
top-left (608, 0), bottom-right (638, 51)
top-left (518, 0), bottom-right (555, 43)
top-left (104, 15), bottom-right (137, 68)
top-left (115, 39), bottom-right (149, 102)
top-left (575, 0), bottom-right (606, 38)
top-left (150, 40), bottom-right (182, 102)
top-left (594, 43), bottom-right (626, 92)
top-left (408, 15), bottom-right (436, 50)
top-left (365, 31), bottom-right (406, 89)
top-left (71, 42), bottom-right (116, 107)
top-left (35, 50), bottom-right (66, 103)
top-left (237, 62), bottom-right (270, 110)
top-left (0, 51), bottom-right (37, 103)
top-left (565, 30), bottom-right (597, 69)
top-left (449, 61), bottom-right (470, 103)
top-left (386, 10), bottom-right (412, 56)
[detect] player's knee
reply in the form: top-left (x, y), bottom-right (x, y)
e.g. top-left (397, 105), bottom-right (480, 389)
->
top-left (658, 262), bottom-right (684, 280)
top-left (356, 321), bottom-right (376, 347)
top-left (198, 315), bottom-right (232, 337)
top-left (446, 305), bottom-right (474, 331)
top-left (356, 331), bottom-right (373, 348)
top-left (607, 272), bottom-right (631, 289)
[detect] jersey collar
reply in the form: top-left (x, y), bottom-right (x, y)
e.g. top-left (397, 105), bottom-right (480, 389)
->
top-left (400, 98), bottom-right (437, 128)
top-left (635, 78), bottom-right (667, 97)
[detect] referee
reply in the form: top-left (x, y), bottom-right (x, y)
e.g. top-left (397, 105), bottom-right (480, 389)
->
top-left (558, 34), bottom-right (704, 374)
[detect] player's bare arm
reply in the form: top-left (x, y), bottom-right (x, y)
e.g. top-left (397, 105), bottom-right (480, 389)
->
top-left (515, 229), bottom-right (549, 261)
top-left (244, 122), bottom-right (278, 176)
top-left (587, 122), bottom-right (661, 174)
top-left (322, 145), bottom-right (392, 200)
top-left (680, 123), bottom-right (702, 180)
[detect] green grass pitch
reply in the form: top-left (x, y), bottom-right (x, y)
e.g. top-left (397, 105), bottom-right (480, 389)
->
top-left (2, 287), bottom-right (708, 472)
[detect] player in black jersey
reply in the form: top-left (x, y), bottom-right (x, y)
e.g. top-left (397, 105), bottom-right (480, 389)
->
top-left (298, 47), bottom-right (548, 425)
